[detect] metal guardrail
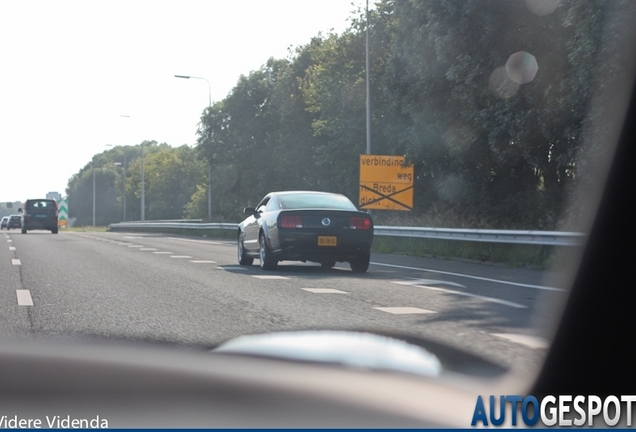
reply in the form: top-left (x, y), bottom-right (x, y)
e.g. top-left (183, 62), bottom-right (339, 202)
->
top-left (109, 222), bottom-right (235, 231)
top-left (108, 222), bottom-right (585, 246)
top-left (373, 226), bottom-right (584, 246)
top-left (122, 219), bottom-right (203, 224)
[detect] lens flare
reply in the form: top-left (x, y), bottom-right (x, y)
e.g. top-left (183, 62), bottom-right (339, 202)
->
top-left (506, 51), bottom-right (539, 84)
top-left (525, 0), bottom-right (560, 16)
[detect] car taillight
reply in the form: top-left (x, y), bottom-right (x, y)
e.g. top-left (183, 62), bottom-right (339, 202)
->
top-left (280, 215), bottom-right (303, 228)
top-left (350, 217), bottom-right (371, 229)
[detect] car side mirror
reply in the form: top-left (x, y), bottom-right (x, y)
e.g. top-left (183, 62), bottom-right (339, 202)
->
top-left (243, 207), bottom-right (256, 215)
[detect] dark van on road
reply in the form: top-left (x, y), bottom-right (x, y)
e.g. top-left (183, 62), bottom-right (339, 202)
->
top-left (20, 199), bottom-right (59, 234)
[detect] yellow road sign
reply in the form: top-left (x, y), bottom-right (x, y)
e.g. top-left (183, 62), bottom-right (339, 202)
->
top-left (359, 155), bottom-right (414, 210)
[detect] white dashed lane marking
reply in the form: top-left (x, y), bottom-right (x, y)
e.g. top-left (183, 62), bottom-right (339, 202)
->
top-left (302, 288), bottom-right (348, 294)
top-left (127, 245), bottom-right (144, 248)
top-left (252, 275), bottom-right (289, 280)
top-left (373, 307), bottom-right (437, 314)
top-left (217, 266), bottom-right (248, 271)
top-left (170, 255), bottom-right (192, 259)
top-left (153, 252), bottom-right (174, 254)
top-left (9, 247), bottom-right (15, 250)
top-left (7, 240), bottom-right (12, 243)
top-left (492, 333), bottom-right (549, 349)
top-left (140, 248), bottom-right (157, 251)
top-left (392, 280), bottom-right (527, 309)
top-left (190, 260), bottom-right (216, 263)
top-left (16, 290), bottom-right (33, 306)
top-left (11, 259), bottom-right (21, 265)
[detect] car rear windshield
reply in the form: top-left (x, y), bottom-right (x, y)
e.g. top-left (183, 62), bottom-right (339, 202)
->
top-left (278, 194), bottom-right (357, 210)
top-left (26, 200), bottom-right (55, 210)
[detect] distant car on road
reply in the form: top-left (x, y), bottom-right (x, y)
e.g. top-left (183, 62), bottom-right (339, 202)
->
top-left (238, 191), bottom-right (373, 272)
top-left (20, 198), bottom-right (59, 234)
top-left (0, 216), bottom-right (8, 230)
top-left (7, 214), bottom-right (22, 230)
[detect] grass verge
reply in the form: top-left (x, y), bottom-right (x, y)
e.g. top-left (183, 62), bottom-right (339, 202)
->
top-left (371, 236), bottom-right (577, 270)
top-left (61, 226), bottom-right (110, 232)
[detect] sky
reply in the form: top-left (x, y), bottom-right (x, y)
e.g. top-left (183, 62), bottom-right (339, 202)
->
top-left (0, 0), bottom-right (362, 202)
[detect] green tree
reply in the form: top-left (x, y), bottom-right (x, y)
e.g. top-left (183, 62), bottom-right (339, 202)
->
top-left (381, 0), bottom-right (615, 228)
top-left (66, 156), bottom-right (119, 226)
top-left (124, 143), bottom-right (206, 221)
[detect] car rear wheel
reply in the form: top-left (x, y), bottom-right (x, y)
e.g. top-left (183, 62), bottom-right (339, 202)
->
top-left (349, 253), bottom-right (370, 273)
top-left (237, 234), bottom-right (254, 266)
top-left (52, 228), bottom-right (58, 234)
top-left (259, 233), bottom-right (277, 270)
top-left (21, 227), bottom-right (27, 234)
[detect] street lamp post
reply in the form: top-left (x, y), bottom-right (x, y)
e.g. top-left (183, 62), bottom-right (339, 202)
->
top-left (92, 160), bottom-right (96, 227)
top-left (141, 142), bottom-right (145, 222)
top-left (123, 152), bottom-right (127, 221)
top-left (107, 144), bottom-right (127, 222)
top-left (113, 153), bottom-right (127, 222)
top-left (174, 74), bottom-right (212, 221)
top-left (365, 0), bottom-right (371, 156)
top-left (174, 75), bottom-right (211, 106)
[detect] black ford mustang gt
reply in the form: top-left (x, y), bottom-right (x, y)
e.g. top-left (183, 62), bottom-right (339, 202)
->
top-left (237, 191), bottom-right (374, 272)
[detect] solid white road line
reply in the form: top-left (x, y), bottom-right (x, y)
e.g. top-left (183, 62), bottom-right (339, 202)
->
top-left (373, 307), bottom-right (437, 314)
top-left (252, 275), bottom-right (289, 280)
top-left (394, 278), bottom-right (467, 288)
top-left (372, 262), bottom-right (564, 292)
top-left (168, 237), bottom-right (224, 245)
top-left (302, 288), bottom-right (348, 294)
top-left (492, 333), bottom-right (549, 349)
top-left (392, 281), bottom-right (527, 309)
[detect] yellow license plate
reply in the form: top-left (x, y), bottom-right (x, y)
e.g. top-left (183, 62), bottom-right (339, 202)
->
top-left (318, 236), bottom-right (337, 246)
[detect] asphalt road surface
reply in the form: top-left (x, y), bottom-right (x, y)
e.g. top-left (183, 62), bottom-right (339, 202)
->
top-left (1, 230), bottom-right (571, 376)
